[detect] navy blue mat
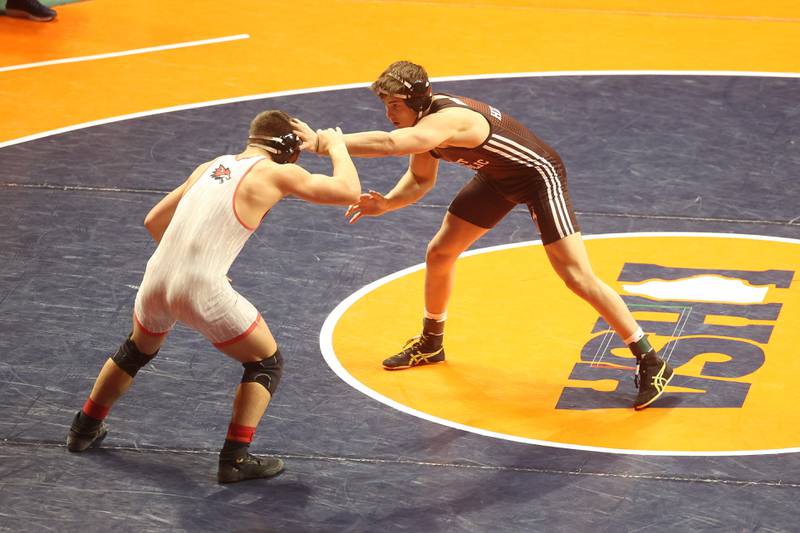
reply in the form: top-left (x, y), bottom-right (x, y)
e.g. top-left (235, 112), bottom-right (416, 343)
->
top-left (1, 75), bottom-right (798, 532)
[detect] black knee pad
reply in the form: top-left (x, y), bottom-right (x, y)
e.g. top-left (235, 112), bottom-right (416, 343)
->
top-left (241, 349), bottom-right (283, 396)
top-left (111, 336), bottom-right (158, 378)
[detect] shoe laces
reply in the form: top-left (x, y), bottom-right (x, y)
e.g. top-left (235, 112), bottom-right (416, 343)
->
top-left (401, 335), bottom-right (428, 354)
top-left (395, 335), bottom-right (443, 367)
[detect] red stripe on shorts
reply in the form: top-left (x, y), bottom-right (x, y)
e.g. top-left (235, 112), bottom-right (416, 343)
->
top-left (133, 312), bottom-right (170, 337)
top-left (213, 314), bottom-right (261, 348)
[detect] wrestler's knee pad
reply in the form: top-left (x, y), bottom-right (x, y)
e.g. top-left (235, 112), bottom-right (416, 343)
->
top-left (241, 349), bottom-right (283, 396)
top-left (111, 336), bottom-right (158, 378)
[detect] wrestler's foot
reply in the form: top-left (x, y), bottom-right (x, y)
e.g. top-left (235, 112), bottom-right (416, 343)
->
top-left (66, 412), bottom-right (108, 452)
top-left (383, 335), bottom-right (445, 370)
top-left (218, 448), bottom-right (284, 483)
top-left (634, 352), bottom-right (674, 410)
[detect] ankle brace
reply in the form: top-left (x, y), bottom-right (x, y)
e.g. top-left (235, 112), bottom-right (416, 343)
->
top-left (628, 336), bottom-right (654, 360)
top-left (422, 318), bottom-right (444, 349)
top-left (422, 317), bottom-right (445, 336)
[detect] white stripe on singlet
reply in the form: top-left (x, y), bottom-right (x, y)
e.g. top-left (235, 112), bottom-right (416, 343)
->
top-left (485, 134), bottom-right (574, 238)
top-left (482, 142), bottom-right (562, 237)
top-left (488, 135), bottom-right (573, 237)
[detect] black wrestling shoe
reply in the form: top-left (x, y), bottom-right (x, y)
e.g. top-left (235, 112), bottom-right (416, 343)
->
top-left (218, 448), bottom-right (284, 484)
top-left (4, 0), bottom-right (57, 21)
top-left (634, 353), bottom-right (674, 410)
top-left (66, 412), bottom-right (108, 452)
top-left (382, 335), bottom-right (445, 370)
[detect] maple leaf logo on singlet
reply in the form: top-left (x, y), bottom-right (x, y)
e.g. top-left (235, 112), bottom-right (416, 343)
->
top-left (211, 164), bottom-right (232, 183)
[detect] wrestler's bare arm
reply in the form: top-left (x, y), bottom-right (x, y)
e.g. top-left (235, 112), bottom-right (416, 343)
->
top-left (383, 151), bottom-right (439, 208)
top-left (343, 113), bottom-right (456, 157)
top-left (296, 110), bottom-right (483, 158)
top-left (344, 151), bottom-right (439, 224)
top-left (275, 128), bottom-right (361, 205)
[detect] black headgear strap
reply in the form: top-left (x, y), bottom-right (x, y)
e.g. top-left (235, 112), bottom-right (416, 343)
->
top-left (381, 71), bottom-right (432, 118)
top-left (248, 132), bottom-right (301, 163)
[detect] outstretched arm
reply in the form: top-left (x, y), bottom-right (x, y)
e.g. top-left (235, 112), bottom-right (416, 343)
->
top-left (345, 151), bottom-right (439, 224)
top-left (144, 162), bottom-right (210, 243)
top-left (294, 114), bottom-right (454, 158)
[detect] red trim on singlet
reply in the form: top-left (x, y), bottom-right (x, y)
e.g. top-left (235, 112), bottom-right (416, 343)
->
top-left (213, 314), bottom-right (262, 348)
top-left (133, 311), bottom-right (170, 337)
top-left (232, 157), bottom-right (266, 231)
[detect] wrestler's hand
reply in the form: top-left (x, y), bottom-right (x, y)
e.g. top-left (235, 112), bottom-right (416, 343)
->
top-left (345, 190), bottom-right (389, 224)
top-left (291, 118), bottom-right (319, 152)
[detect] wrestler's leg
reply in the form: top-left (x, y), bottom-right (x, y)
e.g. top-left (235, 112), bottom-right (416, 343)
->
top-left (67, 319), bottom-right (169, 451)
top-left (214, 317), bottom-right (284, 482)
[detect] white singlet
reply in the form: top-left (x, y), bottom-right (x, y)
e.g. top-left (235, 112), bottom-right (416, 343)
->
top-left (134, 155), bottom-right (266, 347)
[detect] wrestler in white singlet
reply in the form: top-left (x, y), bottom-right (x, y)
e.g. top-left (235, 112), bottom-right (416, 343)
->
top-left (134, 155), bottom-right (266, 347)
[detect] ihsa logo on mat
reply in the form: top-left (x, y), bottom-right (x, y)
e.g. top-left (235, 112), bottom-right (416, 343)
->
top-left (322, 233), bottom-right (800, 455)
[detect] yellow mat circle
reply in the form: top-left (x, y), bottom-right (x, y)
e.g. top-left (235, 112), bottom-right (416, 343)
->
top-left (323, 233), bottom-right (800, 454)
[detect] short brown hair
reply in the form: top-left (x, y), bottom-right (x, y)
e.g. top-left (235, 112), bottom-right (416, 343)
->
top-left (370, 61), bottom-right (429, 97)
top-left (249, 110), bottom-right (294, 138)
